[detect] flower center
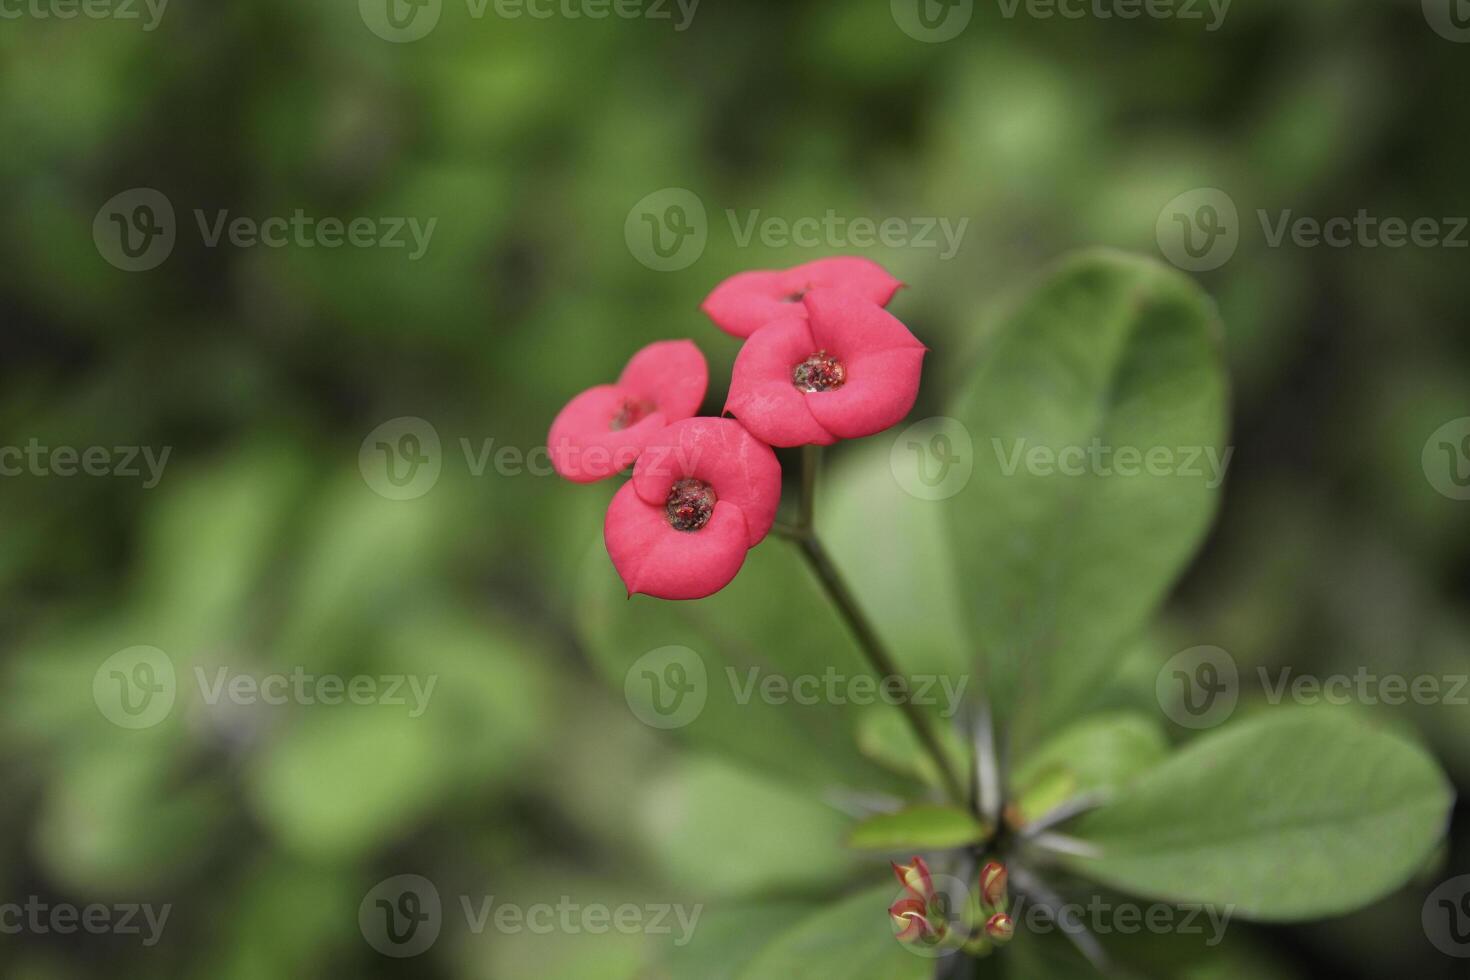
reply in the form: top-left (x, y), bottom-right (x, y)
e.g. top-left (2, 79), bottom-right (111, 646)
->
top-left (665, 477), bottom-right (716, 532)
top-left (792, 351), bottom-right (846, 392)
top-left (782, 289), bottom-right (808, 303)
top-left (609, 398), bottom-right (656, 431)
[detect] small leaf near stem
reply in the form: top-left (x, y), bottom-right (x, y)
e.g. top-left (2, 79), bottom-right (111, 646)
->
top-left (780, 445), bottom-right (967, 805)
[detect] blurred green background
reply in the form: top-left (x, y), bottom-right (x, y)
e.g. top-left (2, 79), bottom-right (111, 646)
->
top-left (1, 0), bottom-right (1467, 977)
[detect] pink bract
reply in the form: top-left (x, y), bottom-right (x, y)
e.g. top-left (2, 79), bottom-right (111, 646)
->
top-left (700, 256), bottom-right (902, 339)
top-left (724, 289), bottom-right (925, 447)
top-left (603, 417), bottom-right (781, 600)
top-left (547, 340), bottom-right (707, 483)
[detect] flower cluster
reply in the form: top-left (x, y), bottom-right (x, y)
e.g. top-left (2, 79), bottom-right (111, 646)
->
top-left (888, 856), bottom-right (1014, 956)
top-left (548, 257), bottom-right (925, 600)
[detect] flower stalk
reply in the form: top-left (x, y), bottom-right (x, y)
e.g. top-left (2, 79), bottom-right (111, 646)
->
top-left (777, 445), bottom-right (965, 804)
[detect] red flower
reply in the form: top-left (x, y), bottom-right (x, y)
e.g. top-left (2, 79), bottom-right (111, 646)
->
top-left (547, 340), bottom-right (707, 483)
top-left (701, 256), bottom-right (902, 339)
top-left (725, 289), bottom-right (925, 447)
top-left (603, 417), bottom-right (781, 600)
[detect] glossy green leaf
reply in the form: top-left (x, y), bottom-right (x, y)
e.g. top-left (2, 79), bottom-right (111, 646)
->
top-left (846, 804), bottom-right (990, 851)
top-left (1058, 711), bottom-right (1453, 920)
top-left (944, 250), bottom-right (1228, 754)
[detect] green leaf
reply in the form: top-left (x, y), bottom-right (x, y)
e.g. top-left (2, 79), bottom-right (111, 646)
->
top-left (944, 250), bottom-right (1228, 753)
top-left (734, 885), bottom-right (933, 980)
top-left (661, 901), bottom-right (817, 980)
top-left (642, 756), bottom-right (859, 895)
top-left (846, 804), bottom-right (990, 851)
top-left (1058, 711), bottom-right (1454, 920)
top-left (1009, 712), bottom-right (1169, 825)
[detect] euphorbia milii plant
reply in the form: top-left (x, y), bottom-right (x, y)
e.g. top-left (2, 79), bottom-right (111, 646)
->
top-left (560, 252), bottom-right (1454, 976)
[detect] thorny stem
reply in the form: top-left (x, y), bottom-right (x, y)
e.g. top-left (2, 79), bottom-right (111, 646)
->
top-left (777, 445), bottom-right (966, 805)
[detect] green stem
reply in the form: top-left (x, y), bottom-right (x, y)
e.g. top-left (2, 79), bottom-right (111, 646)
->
top-left (778, 447), bottom-right (966, 805)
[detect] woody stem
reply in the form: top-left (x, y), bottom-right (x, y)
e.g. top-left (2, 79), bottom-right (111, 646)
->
top-left (777, 445), bottom-right (966, 804)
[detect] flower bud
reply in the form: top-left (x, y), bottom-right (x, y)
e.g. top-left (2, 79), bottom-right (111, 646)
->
top-left (891, 856), bottom-right (935, 903)
top-left (984, 912), bottom-right (1015, 944)
top-left (889, 897), bottom-right (946, 944)
top-left (979, 861), bottom-right (1008, 908)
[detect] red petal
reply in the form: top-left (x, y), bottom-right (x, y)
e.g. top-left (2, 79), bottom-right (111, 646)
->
top-left (700, 270), bottom-right (798, 339)
top-left (617, 339), bottom-right (708, 422)
top-left (547, 385), bottom-right (667, 483)
top-left (803, 288), bottom-right (925, 359)
top-left (604, 482), bottom-right (752, 600)
top-left (724, 318), bottom-right (835, 447)
top-left (785, 256), bottom-right (902, 307)
top-left (701, 257), bottom-right (901, 339)
top-left (630, 417), bottom-right (782, 547)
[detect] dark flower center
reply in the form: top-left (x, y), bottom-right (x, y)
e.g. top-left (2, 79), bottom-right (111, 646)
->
top-left (665, 478), bottom-right (716, 532)
top-left (792, 351), bottom-right (846, 392)
top-left (782, 289), bottom-right (808, 303)
top-left (609, 398), bottom-right (656, 431)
